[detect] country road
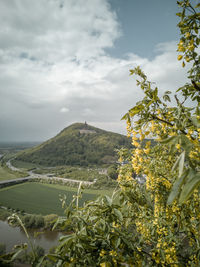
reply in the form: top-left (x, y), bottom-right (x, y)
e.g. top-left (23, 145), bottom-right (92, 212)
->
top-left (0, 159), bottom-right (95, 187)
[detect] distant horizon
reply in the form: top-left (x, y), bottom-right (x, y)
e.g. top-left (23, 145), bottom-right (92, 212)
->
top-left (0, 121), bottom-right (128, 143)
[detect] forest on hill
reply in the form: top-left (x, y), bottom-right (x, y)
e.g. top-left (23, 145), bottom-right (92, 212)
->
top-left (16, 123), bottom-right (132, 166)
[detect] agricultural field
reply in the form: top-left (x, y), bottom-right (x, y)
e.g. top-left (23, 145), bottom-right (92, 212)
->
top-left (0, 182), bottom-right (112, 215)
top-left (0, 165), bottom-right (25, 181)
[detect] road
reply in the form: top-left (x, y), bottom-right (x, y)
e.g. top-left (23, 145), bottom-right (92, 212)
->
top-left (0, 159), bottom-right (95, 187)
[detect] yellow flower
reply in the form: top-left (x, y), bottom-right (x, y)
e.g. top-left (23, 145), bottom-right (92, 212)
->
top-left (176, 144), bottom-right (181, 150)
top-left (185, 32), bottom-right (190, 38)
top-left (100, 249), bottom-right (106, 257)
top-left (132, 141), bottom-right (140, 147)
top-left (185, 56), bottom-right (191, 62)
top-left (177, 55), bottom-right (183, 60)
top-left (100, 262), bottom-right (109, 267)
top-left (109, 250), bottom-right (117, 257)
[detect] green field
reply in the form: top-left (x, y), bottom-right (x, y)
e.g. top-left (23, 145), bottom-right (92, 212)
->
top-left (12, 159), bottom-right (43, 170)
top-left (0, 165), bottom-right (25, 181)
top-left (0, 183), bottom-right (109, 215)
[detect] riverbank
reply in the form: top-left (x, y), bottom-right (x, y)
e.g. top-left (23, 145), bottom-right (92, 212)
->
top-left (0, 220), bottom-right (62, 253)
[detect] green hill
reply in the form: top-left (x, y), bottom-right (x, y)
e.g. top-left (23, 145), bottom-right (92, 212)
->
top-left (16, 123), bottom-right (132, 166)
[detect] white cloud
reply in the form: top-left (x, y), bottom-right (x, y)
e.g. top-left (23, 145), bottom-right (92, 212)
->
top-left (0, 0), bottom-right (120, 62)
top-left (0, 0), bottom-right (190, 141)
top-left (60, 107), bottom-right (69, 113)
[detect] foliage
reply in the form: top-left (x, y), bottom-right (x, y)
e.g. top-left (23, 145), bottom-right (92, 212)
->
top-left (107, 164), bottom-right (118, 180)
top-left (44, 214), bottom-right (58, 229)
top-left (0, 208), bottom-right (12, 221)
top-left (0, 243), bottom-right (6, 255)
top-left (22, 215), bottom-right (45, 229)
top-left (15, 123), bottom-right (132, 167)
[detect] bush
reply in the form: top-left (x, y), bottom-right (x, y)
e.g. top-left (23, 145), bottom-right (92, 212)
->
top-left (0, 243), bottom-right (6, 255)
top-left (107, 164), bottom-right (118, 180)
top-left (44, 214), bottom-right (58, 229)
top-left (22, 214), bottom-right (44, 229)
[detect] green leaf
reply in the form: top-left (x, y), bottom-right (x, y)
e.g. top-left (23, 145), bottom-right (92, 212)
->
top-left (159, 136), bottom-right (177, 145)
top-left (178, 151), bottom-right (185, 177)
top-left (128, 104), bottom-right (144, 117)
top-left (191, 116), bottom-right (200, 127)
top-left (121, 113), bottom-right (128, 120)
top-left (179, 172), bottom-right (200, 203)
top-left (167, 169), bottom-right (189, 204)
top-left (163, 94), bottom-right (171, 102)
top-left (179, 135), bottom-right (193, 153)
top-left (104, 195), bottom-right (112, 206)
top-left (172, 151), bottom-right (185, 177)
top-left (164, 91), bottom-right (172, 94)
top-left (113, 208), bottom-right (123, 221)
top-left (47, 254), bottom-right (64, 262)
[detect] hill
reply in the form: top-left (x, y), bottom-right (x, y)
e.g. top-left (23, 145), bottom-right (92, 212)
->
top-left (15, 123), bottom-right (132, 166)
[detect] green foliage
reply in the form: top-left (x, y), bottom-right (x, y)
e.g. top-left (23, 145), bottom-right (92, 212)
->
top-left (107, 164), bottom-right (118, 180)
top-left (0, 208), bottom-right (12, 221)
top-left (44, 214), bottom-right (58, 229)
top-left (22, 215), bottom-right (44, 229)
top-left (123, 0), bottom-right (200, 203)
top-left (0, 243), bottom-right (6, 255)
top-left (47, 190), bottom-right (145, 267)
top-left (15, 123), bottom-right (132, 167)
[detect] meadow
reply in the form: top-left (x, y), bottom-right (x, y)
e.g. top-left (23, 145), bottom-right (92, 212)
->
top-left (0, 182), bottom-right (112, 215)
top-left (11, 159), bottom-right (41, 170)
top-left (0, 165), bottom-right (25, 181)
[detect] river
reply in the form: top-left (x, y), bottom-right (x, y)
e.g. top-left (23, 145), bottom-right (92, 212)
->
top-left (0, 220), bottom-right (63, 252)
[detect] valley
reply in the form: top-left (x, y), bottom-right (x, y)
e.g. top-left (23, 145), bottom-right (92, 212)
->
top-left (0, 123), bottom-right (131, 257)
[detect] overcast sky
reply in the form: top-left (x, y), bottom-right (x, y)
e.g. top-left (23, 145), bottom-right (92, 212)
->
top-left (0, 0), bottom-right (191, 142)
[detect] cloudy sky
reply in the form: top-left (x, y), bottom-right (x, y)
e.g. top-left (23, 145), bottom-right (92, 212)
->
top-left (0, 0), bottom-right (190, 142)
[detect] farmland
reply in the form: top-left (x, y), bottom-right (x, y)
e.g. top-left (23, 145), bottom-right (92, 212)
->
top-left (0, 182), bottom-right (112, 215)
top-left (0, 165), bottom-right (25, 181)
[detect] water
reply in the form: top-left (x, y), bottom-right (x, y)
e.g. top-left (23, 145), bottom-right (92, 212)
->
top-left (0, 220), bottom-right (63, 252)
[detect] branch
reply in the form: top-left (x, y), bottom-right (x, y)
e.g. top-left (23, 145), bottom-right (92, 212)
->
top-left (151, 114), bottom-right (189, 137)
top-left (192, 81), bottom-right (200, 92)
top-left (151, 114), bottom-right (173, 127)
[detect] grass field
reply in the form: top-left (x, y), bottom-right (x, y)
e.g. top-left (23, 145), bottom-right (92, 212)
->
top-left (0, 182), bottom-right (111, 215)
top-left (44, 183), bottom-right (113, 196)
top-left (12, 159), bottom-right (42, 170)
top-left (0, 165), bottom-right (25, 181)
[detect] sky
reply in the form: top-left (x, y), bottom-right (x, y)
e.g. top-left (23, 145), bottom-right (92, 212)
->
top-left (0, 0), bottom-right (191, 142)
